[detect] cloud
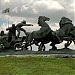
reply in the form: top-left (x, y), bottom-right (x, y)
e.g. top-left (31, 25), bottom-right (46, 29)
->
top-left (57, 0), bottom-right (74, 12)
top-left (3, 0), bottom-right (10, 3)
top-left (0, 0), bottom-right (74, 24)
top-left (32, 0), bottom-right (64, 14)
top-left (0, 23), bottom-right (8, 33)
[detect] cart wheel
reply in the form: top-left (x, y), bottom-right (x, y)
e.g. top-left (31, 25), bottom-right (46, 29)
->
top-left (14, 43), bottom-right (23, 51)
top-left (0, 44), bottom-right (4, 52)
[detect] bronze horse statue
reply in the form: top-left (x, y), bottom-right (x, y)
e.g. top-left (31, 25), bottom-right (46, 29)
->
top-left (17, 16), bottom-right (75, 51)
top-left (24, 16), bottom-right (75, 51)
top-left (23, 16), bottom-right (61, 51)
top-left (55, 17), bottom-right (75, 48)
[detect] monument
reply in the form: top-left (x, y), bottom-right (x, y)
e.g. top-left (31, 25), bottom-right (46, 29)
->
top-left (0, 16), bottom-right (75, 53)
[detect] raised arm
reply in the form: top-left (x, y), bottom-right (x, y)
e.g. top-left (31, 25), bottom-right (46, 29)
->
top-left (6, 27), bottom-right (11, 31)
top-left (23, 24), bottom-right (33, 26)
top-left (25, 24), bottom-right (33, 26)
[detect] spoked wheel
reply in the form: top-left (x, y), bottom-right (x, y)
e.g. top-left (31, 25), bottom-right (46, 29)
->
top-left (38, 44), bottom-right (45, 51)
top-left (14, 43), bottom-right (23, 51)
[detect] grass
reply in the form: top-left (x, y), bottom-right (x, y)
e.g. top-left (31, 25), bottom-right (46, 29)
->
top-left (0, 56), bottom-right (75, 75)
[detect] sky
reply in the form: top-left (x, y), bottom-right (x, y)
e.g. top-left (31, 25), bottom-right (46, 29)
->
top-left (0, 0), bottom-right (75, 50)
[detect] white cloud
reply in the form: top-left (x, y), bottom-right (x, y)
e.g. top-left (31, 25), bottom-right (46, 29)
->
top-left (32, 0), bottom-right (64, 14)
top-left (0, 23), bottom-right (8, 33)
top-left (0, 0), bottom-right (10, 4)
top-left (70, 1), bottom-right (75, 12)
top-left (12, 7), bottom-right (18, 13)
top-left (4, 0), bottom-right (10, 3)
top-left (48, 0), bottom-right (64, 10)
top-left (21, 5), bottom-right (29, 12)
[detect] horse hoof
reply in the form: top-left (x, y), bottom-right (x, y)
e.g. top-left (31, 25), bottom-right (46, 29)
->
top-left (52, 47), bottom-right (57, 50)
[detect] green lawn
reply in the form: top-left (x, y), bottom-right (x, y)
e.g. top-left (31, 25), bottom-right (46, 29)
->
top-left (0, 56), bottom-right (75, 75)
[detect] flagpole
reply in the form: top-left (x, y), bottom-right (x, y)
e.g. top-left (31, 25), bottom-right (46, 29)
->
top-left (2, 8), bottom-right (10, 28)
top-left (7, 12), bottom-right (9, 28)
top-left (7, 8), bottom-right (10, 28)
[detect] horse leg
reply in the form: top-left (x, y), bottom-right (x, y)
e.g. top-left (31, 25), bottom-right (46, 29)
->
top-left (73, 40), bottom-right (75, 45)
top-left (38, 43), bottom-right (45, 51)
top-left (38, 43), bottom-right (42, 51)
top-left (33, 41), bottom-right (43, 51)
top-left (41, 43), bottom-right (45, 51)
top-left (65, 40), bottom-right (72, 48)
top-left (24, 33), bottom-right (33, 50)
top-left (50, 43), bottom-right (57, 49)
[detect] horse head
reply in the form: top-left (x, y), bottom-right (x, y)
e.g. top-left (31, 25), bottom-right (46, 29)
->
top-left (59, 17), bottom-right (72, 28)
top-left (38, 16), bottom-right (50, 22)
top-left (38, 16), bottom-right (50, 26)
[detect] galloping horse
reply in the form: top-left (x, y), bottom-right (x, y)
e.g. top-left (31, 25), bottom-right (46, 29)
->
top-left (55, 17), bottom-right (75, 48)
top-left (24, 16), bottom-right (61, 51)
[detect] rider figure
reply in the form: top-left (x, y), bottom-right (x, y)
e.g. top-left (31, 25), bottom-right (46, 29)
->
top-left (16, 20), bottom-right (33, 38)
top-left (6, 24), bottom-right (16, 43)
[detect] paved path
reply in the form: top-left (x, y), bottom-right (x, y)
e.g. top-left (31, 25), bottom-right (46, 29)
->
top-left (0, 48), bottom-right (75, 56)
